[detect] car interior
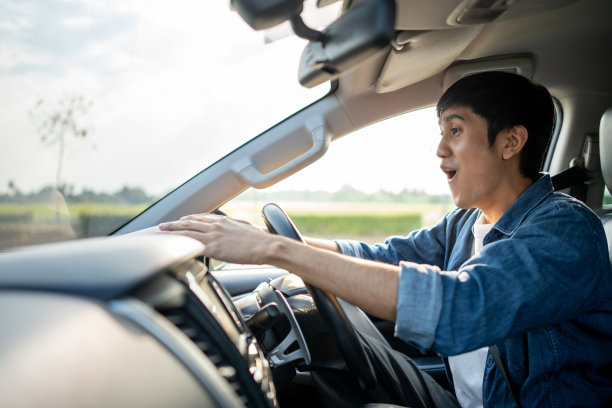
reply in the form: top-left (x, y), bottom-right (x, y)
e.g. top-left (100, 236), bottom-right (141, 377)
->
top-left (1, 0), bottom-right (611, 407)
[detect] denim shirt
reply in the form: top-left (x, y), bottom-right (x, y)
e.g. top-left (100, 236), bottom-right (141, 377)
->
top-left (336, 175), bottom-right (612, 407)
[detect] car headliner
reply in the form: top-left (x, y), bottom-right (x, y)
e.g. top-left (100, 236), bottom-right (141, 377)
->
top-left (341, 0), bottom-right (610, 99)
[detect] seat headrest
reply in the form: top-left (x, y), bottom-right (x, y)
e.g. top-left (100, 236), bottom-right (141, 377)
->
top-left (600, 107), bottom-right (612, 192)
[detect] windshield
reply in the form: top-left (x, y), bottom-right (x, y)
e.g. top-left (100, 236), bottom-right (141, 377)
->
top-left (0, 0), bottom-right (333, 249)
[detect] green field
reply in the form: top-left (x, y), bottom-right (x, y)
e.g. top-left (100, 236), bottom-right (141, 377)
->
top-left (289, 213), bottom-right (421, 242)
top-left (0, 202), bottom-right (146, 219)
top-left (0, 202), bottom-right (147, 249)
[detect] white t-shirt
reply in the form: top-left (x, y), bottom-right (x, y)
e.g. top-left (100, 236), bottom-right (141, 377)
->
top-left (448, 220), bottom-right (494, 408)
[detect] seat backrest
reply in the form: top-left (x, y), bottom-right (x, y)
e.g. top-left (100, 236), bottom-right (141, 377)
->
top-left (598, 107), bottom-right (612, 262)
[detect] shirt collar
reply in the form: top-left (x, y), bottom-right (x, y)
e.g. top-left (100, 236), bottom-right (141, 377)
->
top-left (491, 174), bottom-right (554, 236)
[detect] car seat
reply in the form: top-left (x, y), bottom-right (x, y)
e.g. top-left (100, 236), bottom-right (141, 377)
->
top-left (599, 107), bottom-right (612, 263)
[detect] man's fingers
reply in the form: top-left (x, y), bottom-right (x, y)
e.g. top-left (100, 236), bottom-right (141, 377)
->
top-left (157, 214), bottom-right (271, 265)
top-left (159, 219), bottom-right (213, 232)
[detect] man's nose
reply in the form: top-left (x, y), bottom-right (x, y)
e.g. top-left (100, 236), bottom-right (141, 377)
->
top-left (436, 137), bottom-right (450, 158)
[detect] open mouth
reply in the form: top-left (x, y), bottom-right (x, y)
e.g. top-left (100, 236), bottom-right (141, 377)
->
top-left (441, 166), bottom-right (457, 182)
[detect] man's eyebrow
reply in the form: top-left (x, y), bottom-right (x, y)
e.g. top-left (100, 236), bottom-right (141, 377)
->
top-left (440, 113), bottom-right (465, 124)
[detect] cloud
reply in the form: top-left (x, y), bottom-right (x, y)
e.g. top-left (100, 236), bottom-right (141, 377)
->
top-left (61, 16), bottom-right (95, 30)
top-left (0, 44), bottom-right (51, 71)
top-left (0, 17), bottom-right (32, 32)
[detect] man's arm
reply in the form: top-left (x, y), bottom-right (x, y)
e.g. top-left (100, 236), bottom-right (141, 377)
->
top-left (158, 214), bottom-right (399, 321)
top-left (268, 235), bottom-right (399, 321)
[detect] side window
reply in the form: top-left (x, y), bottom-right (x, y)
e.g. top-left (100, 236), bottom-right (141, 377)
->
top-left (222, 107), bottom-right (453, 244)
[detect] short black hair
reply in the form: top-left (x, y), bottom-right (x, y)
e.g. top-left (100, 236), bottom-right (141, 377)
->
top-left (436, 71), bottom-right (555, 180)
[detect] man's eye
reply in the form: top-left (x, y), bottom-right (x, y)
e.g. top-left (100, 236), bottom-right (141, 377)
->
top-left (440, 127), bottom-right (460, 137)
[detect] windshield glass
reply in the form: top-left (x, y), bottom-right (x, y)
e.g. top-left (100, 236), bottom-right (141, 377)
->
top-left (0, 0), bottom-right (333, 249)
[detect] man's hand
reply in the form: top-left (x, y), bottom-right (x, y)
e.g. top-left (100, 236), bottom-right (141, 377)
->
top-left (158, 214), bottom-right (277, 265)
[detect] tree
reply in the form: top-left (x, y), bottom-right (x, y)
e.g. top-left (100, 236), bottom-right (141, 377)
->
top-left (29, 95), bottom-right (92, 194)
top-left (7, 180), bottom-right (19, 196)
top-left (114, 186), bottom-right (151, 204)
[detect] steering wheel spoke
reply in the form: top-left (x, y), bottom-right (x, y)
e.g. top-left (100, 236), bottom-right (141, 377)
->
top-left (266, 288), bottom-right (312, 368)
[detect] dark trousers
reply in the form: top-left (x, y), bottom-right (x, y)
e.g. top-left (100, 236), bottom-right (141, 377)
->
top-left (312, 333), bottom-right (461, 408)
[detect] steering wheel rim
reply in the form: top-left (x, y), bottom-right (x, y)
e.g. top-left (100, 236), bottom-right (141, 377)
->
top-left (261, 202), bottom-right (377, 390)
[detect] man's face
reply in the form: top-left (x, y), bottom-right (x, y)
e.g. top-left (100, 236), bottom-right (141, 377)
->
top-left (437, 105), bottom-right (508, 212)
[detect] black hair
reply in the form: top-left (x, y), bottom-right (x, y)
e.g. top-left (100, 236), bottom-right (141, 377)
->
top-left (436, 71), bottom-right (555, 180)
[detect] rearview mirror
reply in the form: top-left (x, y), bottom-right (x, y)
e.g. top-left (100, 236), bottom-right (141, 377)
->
top-left (298, 0), bottom-right (396, 88)
top-left (231, 0), bottom-right (303, 30)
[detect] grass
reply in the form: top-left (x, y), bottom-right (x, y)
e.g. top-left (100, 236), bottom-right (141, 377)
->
top-left (0, 202), bottom-right (147, 249)
top-left (289, 213), bottom-right (421, 239)
top-left (0, 202), bottom-right (147, 219)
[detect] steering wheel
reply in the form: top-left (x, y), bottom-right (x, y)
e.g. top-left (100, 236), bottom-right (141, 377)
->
top-left (261, 203), bottom-right (377, 391)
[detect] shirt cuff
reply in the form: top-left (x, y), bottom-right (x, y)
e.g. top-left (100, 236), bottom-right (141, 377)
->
top-left (394, 261), bottom-right (444, 352)
top-left (334, 239), bottom-right (364, 258)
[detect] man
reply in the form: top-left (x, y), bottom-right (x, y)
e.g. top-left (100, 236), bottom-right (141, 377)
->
top-left (159, 72), bottom-right (612, 407)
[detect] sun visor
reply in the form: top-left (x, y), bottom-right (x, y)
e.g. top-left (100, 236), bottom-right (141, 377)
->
top-left (442, 55), bottom-right (534, 90)
top-left (375, 27), bottom-right (482, 93)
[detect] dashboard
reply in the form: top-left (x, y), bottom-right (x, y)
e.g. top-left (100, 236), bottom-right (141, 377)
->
top-left (0, 234), bottom-right (277, 407)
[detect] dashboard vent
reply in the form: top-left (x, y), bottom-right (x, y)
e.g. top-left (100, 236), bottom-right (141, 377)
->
top-left (134, 271), bottom-right (273, 408)
top-left (158, 301), bottom-right (250, 406)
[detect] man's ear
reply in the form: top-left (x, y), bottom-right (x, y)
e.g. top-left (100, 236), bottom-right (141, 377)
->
top-left (502, 125), bottom-right (528, 160)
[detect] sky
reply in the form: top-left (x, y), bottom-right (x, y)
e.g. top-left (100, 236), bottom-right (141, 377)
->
top-left (0, 0), bottom-right (450, 198)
